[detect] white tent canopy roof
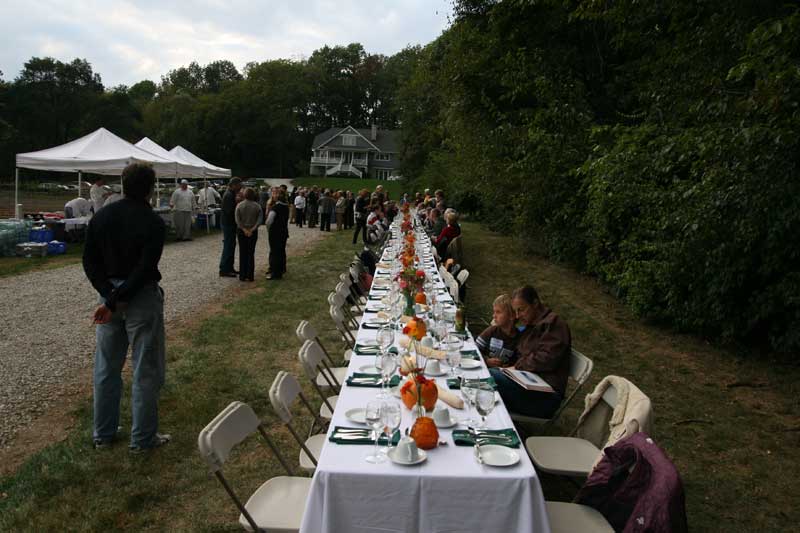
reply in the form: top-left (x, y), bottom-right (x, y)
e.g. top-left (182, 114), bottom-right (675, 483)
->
top-left (15, 127), bottom-right (177, 176)
top-left (135, 137), bottom-right (205, 178)
top-left (169, 145), bottom-right (231, 178)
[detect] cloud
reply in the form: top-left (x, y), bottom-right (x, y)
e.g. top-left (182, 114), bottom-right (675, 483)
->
top-left (0, 0), bottom-right (452, 86)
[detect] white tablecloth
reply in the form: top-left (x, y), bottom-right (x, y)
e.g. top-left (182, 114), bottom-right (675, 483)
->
top-left (299, 224), bottom-right (551, 533)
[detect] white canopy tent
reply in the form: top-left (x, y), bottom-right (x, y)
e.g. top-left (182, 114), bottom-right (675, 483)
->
top-left (169, 145), bottom-right (231, 178)
top-left (13, 128), bottom-right (179, 218)
top-left (135, 137), bottom-right (206, 179)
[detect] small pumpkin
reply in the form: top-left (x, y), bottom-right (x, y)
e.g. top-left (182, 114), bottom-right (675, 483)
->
top-left (400, 375), bottom-right (438, 411)
top-left (410, 416), bottom-right (439, 450)
top-left (414, 291), bottom-right (427, 304)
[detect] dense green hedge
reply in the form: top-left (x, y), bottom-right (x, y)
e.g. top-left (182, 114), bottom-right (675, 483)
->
top-left (400, 1), bottom-right (800, 352)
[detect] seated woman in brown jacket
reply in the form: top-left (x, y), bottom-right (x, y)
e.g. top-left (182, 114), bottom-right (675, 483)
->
top-left (489, 285), bottom-right (571, 418)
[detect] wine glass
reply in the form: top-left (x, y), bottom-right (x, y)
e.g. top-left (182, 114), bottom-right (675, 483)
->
top-left (445, 337), bottom-right (463, 378)
top-left (365, 401), bottom-right (386, 463)
top-left (474, 383), bottom-right (496, 429)
top-left (391, 298), bottom-right (405, 330)
top-left (460, 378), bottom-right (480, 427)
top-left (378, 352), bottom-right (397, 398)
top-left (381, 402), bottom-right (402, 454)
top-left (377, 325), bottom-right (395, 355)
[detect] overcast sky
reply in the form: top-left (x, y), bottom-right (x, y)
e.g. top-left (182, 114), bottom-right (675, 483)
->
top-left (0, 0), bottom-right (453, 87)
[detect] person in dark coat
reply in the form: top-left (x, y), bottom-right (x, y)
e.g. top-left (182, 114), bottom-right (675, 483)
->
top-left (344, 190), bottom-right (355, 229)
top-left (219, 177), bottom-right (242, 277)
top-left (352, 189), bottom-right (370, 245)
top-left (266, 189), bottom-right (290, 280)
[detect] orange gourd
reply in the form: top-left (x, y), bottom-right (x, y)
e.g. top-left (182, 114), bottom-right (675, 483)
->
top-left (400, 376), bottom-right (438, 411)
top-left (414, 291), bottom-right (427, 304)
top-left (410, 416), bottom-right (439, 450)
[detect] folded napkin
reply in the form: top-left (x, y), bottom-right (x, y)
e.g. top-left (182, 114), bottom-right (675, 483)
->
top-left (353, 343), bottom-right (381, 355)
top-left (452, 428), bottom-right (520, 448)
top-left (346, 373), bottom-right (402, 388)
top-left (329, 427), bottom-right (402, 445)
top-left (447, 377), bottom-right (497, 390)
top-left (368, 295), bottom-right (385, 301)
top-left (398, 336), bottom-right (446, 360)
top-left (362, 321), bottom-right (393, 330)
top-left (435, 384), bottom-right (465, 409)
top-left (460, 349), bottom-right (480, 359)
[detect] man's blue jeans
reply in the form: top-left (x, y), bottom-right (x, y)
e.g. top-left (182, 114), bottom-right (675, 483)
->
top-left (94, 282), bottom-right (165, 447)
top-left (489, 368), bottom-right (563, 418)
top-left (219, 223), bottom-right (236, 273)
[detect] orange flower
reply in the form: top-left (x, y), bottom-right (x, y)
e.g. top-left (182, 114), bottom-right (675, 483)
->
top-left (403, 317), bottom-right (427, 341)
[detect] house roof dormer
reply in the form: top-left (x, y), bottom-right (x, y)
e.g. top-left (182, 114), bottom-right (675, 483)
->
top-left (312, 125), bottom-right (399, 153)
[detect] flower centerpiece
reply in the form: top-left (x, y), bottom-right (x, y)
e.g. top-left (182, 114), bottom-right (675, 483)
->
top-left (399, 316), bottom-right (439, 448)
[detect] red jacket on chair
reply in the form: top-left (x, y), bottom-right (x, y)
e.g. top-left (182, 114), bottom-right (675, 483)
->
top-left (576, 432), bottom-right (688, 533)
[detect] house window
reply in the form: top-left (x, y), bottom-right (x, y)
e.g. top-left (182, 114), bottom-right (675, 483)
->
top-left (374, 153), bottom-right (391, 161)
top-left (342, 134), bottom-right (356, 146)
top-left (375, 169), bottom-right (390, 180)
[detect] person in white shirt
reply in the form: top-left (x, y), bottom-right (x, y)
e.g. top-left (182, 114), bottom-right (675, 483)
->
top-left (170, 179), bottom-right (197, 241)
top-left (197, 184), bottom-right (221, 209)
top-left (64, 197), bottom-right (91, 218)
top-left (104, 185), bottom-right (124, 207)
top-left (90, 178), bottom-right (110, 213)
top-left (294, 189), bottom-right (306, 227)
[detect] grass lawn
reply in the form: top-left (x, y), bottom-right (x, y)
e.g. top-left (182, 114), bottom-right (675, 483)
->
top-left (460, 222), bottom-right (800, 532)
top-left (1, 221), bottom-right (797, 531)
top-left (291, 176), bottom-right (406, 200)
top-left (0, 226), bottom-right (221, 278)
top-left (0, 227), bottom-right (358, 531)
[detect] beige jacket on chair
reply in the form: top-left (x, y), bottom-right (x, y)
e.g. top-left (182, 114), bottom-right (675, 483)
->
top-left (576, 375), bottom-right (653, 467)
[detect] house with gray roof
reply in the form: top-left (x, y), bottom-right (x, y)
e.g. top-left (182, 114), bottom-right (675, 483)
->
top-left (309, 125), bottom-right (401, 180)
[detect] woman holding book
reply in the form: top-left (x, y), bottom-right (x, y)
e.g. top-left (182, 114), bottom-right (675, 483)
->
top-left (489, 285), bottom-right (571, 418)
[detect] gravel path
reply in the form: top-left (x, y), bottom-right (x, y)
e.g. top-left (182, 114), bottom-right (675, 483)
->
top-left (0, 226), bottom-right (326, 448)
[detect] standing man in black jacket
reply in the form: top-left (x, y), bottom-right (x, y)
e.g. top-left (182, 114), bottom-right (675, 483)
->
top-left (219, 177), bottom-right (242, 277)
top-left (83, 163), bottom-right (170, 452)
top-left (352, 189), bottom-right (370, 244)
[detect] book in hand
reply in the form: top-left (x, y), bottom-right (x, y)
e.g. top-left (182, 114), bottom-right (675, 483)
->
top-left (501, 368), bottom-right (555, 393)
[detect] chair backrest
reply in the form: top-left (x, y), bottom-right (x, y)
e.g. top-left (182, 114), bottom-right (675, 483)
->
top-left (447, 277), bottom-right (460, 304)
top-left (269, 371), bottom-right (302, 423)
top-left (456, 269), bottom-right (469, 285)
top-left (446, 235), bottom-right (463, 264)
top-left (569, 349), bottom-right (594, 385)
top-left (575, 379), bottom-right (621, 448)
top-left (296, 320), bottom-right (318, 344)
top-left (198, 401), bottom-right (260, 473)
top-left (298, 343), bottom-right (318, 381)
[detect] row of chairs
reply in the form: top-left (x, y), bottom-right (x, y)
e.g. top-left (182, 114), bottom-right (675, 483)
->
top-left (196, 254), bottom-right (380, 532)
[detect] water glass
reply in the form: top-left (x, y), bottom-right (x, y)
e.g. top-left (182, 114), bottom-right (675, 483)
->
top-left (474, 383), bottom-right (496, 429)
top-left (365, 401), bottom-right (387, 464)
top-left (381, 402), bottom-right (402, 452)
top-left (460, 378), bottom-right (480, 427)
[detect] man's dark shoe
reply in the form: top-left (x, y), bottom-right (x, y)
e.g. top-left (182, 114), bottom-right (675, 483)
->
top-left (219, 271), bottom-right (237, 278)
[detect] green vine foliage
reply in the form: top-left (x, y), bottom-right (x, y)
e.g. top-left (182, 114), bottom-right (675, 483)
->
top-left (403, 1), bottom-right (800, 353)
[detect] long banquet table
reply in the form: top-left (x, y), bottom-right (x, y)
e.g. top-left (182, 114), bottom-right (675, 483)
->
top-left (299, 221), bottom-right (551, 533)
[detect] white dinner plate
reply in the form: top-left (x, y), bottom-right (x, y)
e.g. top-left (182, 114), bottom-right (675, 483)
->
top-left (425, 368), bottom-right (448, 377)
top-left (359, 365), bottom-right (380, 373)
top-left (478, 445), bottom-right (520, 467)
top-left (459, 359), bottom-right (482, 370)
top-left (345, 408), bottom-right (367, 424)
top-left (387, 447), bottom-right (428, 466)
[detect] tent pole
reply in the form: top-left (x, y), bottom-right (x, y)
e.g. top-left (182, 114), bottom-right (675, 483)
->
top-left (77, 171), bottom-right (82, 198)
top-left (14, 168), bottom-right (20, 219)
top-left (205, 171), bottom-right (209, 234)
